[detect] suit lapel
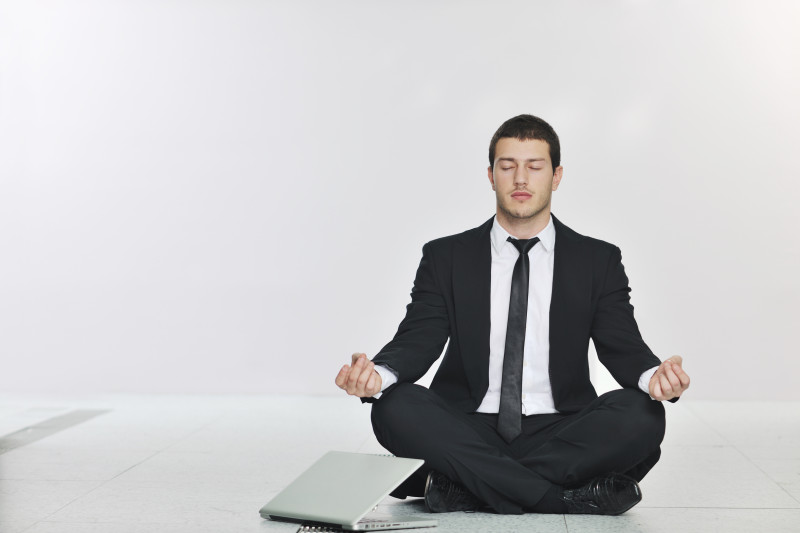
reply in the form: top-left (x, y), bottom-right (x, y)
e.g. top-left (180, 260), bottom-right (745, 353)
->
top-left (453, 217), bottom-right (493, 399)
top-left (550, 214), bottom-right (591, 372)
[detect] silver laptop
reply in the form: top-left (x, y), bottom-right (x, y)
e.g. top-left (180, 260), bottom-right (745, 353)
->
top-left (260, 451), bottom-right (437, 531)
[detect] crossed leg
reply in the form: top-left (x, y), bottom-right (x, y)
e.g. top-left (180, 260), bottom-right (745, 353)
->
top-left (370, 383), bottom-right (665, 514)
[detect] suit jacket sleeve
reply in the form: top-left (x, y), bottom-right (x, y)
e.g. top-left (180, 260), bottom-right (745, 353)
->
top-left (591, 245), bottom-right (662, 389)
top-left (371, 241), bottom-right (450, 389)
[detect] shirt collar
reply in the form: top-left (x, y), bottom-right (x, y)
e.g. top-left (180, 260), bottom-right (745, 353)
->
top-left (490, 214), bottom-right (556, 254)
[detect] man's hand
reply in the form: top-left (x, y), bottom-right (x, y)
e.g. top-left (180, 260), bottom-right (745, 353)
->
top-left (649, 355), bottom-right (690, 401)
top-left (335, 353), bottom-right (383, 397)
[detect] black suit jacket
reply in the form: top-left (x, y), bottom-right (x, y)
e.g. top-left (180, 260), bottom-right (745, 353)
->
top-left (370, 214), bottom-right (662, 413)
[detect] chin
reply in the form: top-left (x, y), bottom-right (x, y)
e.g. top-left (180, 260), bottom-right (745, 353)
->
top-left (499, 200), bottom-right (546, 222)
top-left (506, 206), bottom-right (538, 220)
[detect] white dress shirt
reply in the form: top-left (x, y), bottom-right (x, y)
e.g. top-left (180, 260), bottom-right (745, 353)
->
top-left (476, 215), bottom-right (558, 414)
top-left (375, 215), bottom-right (658, 408)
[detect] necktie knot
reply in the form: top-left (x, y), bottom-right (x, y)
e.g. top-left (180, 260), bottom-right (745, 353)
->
top-left (507, 236), bottom-right (540, 255)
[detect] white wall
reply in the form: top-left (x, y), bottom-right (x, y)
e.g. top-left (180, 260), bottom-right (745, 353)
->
top-left (1, 0), bottom-right (798, 399)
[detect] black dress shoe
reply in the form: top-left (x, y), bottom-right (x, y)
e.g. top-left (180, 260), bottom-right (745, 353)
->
top-left (424, 471), bottom-right (483, 513)
top-left (560, 473), bottom-right (642, 515)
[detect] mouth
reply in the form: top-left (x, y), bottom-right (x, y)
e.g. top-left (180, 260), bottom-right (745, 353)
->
top-left (511, 191), bottom-right (532, 201)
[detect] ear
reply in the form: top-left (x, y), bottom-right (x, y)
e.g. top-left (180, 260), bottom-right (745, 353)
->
top-left (551, 166), bottom-right (563, 191)
top-left (487, 165), bottom-right (495, 190)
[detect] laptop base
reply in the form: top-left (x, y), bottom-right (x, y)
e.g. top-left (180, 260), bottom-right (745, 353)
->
top-left (264, 512), bottom-right (438, 531)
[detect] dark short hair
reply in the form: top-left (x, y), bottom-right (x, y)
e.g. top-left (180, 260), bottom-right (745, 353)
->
top-left (488, 114), bottom-right (561, 169)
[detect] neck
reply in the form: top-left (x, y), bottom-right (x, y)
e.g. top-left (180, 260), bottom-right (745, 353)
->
top-left (495, 207), bottom-right (551, 239)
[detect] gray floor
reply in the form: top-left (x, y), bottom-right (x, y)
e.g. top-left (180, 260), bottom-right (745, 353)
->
top-left (0, 394), bottom-right (798, 533)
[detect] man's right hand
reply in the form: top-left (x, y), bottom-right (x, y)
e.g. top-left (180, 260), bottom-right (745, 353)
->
top-left (335, 353), bottom-right (382, 397)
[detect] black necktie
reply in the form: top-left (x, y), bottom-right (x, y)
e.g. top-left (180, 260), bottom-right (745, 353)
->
top-left (497, 236), bottom-right (540, 443)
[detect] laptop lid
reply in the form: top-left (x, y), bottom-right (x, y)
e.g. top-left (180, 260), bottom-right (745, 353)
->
top-left (260, 451), bottom-right (424, 526)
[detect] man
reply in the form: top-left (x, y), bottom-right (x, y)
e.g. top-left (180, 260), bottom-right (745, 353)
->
top-left (335, 114), bottom-right (690, 515)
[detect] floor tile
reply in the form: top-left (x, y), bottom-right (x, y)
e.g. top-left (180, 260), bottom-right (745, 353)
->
top-left (377, 498), bottom-right (568, 533)
top-left (687, 401), bottom-right (800, 447)
top-left (661, 400), bottom-right (727, 447)
top-left (0, 447), bottom-right (155, 481)
top-left (19, 416), bottom-right (205, 453)
top-left (43, 482), bottom-right (267, 525)
top-left (26, 514), bottom-right (298, 533)
top-left (736, 445), bottom-right (800, 503)
top-left (639, 445), bottom-right (799, 508)
top-left (105, 450), bottom-right (296, 497)
top-left (566, 507), bottom-right (800, 533)
top-left (0, 407), bottom-right (74, 441)
top-left (166, 395), bottom-right (372, 455)
top-left (0, 479), bottom-right (103, 523)
top-left (0, 521), bottom-right (35, 533)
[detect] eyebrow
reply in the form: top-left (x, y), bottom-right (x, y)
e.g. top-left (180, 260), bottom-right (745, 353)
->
top-left (497, 157), bottom-right (546, 163)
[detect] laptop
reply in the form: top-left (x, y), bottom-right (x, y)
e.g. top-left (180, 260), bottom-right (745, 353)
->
top-left (260, 451), bottom-right (438, 531)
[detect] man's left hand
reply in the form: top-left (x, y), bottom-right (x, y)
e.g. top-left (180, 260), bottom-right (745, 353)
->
top-left (649, 355), bottom-right (690, 401)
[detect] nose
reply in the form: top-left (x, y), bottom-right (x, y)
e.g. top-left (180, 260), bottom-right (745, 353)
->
top-left (514, 165), bottom-right (528, 186)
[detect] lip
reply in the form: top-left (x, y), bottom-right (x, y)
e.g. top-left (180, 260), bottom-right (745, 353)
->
top-left (511, 191), bottom-right (532, 200)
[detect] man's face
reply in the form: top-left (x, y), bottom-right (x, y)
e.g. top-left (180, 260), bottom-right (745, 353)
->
top-left (488, 137), bottom-right (563, 223)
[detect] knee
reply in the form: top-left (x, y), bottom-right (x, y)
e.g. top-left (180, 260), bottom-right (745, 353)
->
top-left (370, 383), bottom-right (440, 455)
top-left (370, 383), bottom-right (429, 434)
top-left (638, 396), bottom-right (666, 448)
top-left (603, 388), bottom-right (666, 446)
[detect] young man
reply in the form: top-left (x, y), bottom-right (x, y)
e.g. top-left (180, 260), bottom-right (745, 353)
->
top-left (335, 114), bottom-right (690, 515)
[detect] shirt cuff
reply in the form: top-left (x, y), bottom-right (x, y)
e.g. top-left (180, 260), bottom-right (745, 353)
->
top-left (372, 364), bottom-right (398, 399)
top-left (638, 366), bottom-right (659, 399)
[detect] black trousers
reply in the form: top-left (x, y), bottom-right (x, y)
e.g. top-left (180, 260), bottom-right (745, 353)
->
top-left (370, 383), bottom-right (666, 514)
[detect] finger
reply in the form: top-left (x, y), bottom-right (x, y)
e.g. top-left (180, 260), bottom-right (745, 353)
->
top-left (366, 371), bottom-right (379, 396)
top-left (346, 356), bottom-right (365, 384)
top-left (659, 373), bottom-right (673, 397)
top-left (664, 363), bottom-right (682, 391)
top-left (356, 362), bottom-right (374, 394)
top-left (673, 364), bottom-right (691, 388)
top-left (351, 352), bottom-right (365, 365)
top-left (345, 362), bottom-right (365, 393)
top-left (652, 379), bottom-right (663, 400)
top-left (335, 365), bottom-right (350, 389)
top-left (668, 355), bottom-right (683, 366)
